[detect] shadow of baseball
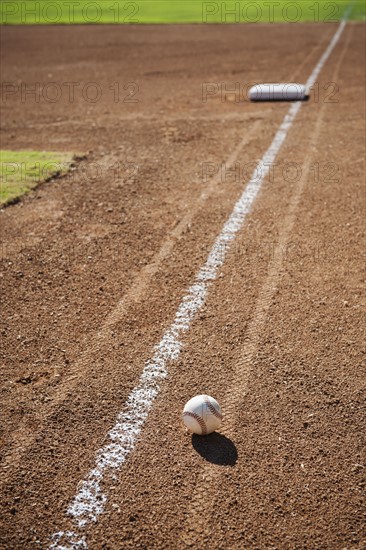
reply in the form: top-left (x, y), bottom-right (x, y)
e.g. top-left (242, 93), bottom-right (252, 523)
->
top-left (191, 432), bottom-right (237, 466)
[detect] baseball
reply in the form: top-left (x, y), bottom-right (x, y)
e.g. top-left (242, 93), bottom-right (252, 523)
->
top-left (182, 394), bottom-right (222, 435)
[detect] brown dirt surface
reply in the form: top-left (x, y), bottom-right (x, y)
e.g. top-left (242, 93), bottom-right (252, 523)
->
top-left (0, 22), bottom-right (365, 549)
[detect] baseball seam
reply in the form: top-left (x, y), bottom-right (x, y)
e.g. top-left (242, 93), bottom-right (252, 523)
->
top-left (183, 412), bottom-right (208, 435)
top-left (204, 396), bottom-right (222, 420)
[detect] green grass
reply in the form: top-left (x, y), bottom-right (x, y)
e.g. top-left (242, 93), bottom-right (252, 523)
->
top-left (0, 0), bottom-right (364, 24)
top-left (0, 150), bottom-right (75, 206)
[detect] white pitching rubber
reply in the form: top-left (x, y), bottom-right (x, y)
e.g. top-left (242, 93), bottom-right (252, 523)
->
top-left (249, 83), bottom-right (307, 102)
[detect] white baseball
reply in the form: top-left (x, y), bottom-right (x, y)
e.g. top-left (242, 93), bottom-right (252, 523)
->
top-left (182, 395), bottom-right (222, 435)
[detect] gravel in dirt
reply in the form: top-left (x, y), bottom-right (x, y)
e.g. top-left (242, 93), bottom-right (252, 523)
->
top-left (0, 23), bottom-right (365, 549)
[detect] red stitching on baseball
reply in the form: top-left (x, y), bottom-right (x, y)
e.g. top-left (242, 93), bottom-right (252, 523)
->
top-left (183, 411), bottom-right (207, 435)
top-left (203, 396), bottom-right (222, 420)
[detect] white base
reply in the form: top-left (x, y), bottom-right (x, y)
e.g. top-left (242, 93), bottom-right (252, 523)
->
top-left (249, 83), bottom-right (306, 101)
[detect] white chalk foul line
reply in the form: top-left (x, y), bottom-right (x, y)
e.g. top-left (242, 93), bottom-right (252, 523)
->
top-left (50, 16), bottom-right (349, 549)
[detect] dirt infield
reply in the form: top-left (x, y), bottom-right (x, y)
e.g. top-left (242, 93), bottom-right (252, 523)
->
top-left (1, 23), bottom-right (365, 549)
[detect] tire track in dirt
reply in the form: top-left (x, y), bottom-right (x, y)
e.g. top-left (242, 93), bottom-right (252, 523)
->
top-left (0, 22), bottom-right (329, 484)
top-left (0, 120), bottom-right (262, 489)
top-left (180, 22), bottom-right (354, 548)
top-left (47, 22), bottom-right (351, 547)
top-left (289, 25), bottom-right (334, 82)
top-left (0, 20), bottom-right (354, 548)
